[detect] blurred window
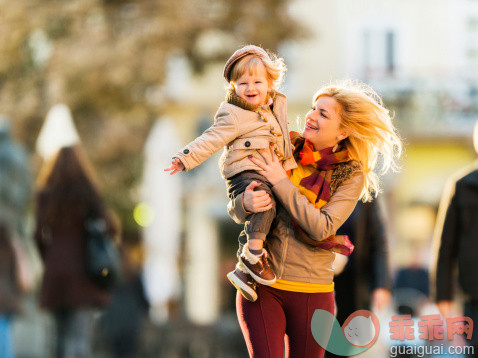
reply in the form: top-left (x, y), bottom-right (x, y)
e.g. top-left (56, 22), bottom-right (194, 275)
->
top-left (386, 31), bottom-right (396, 74)
top-left (362, 29), bottom-right (396, 78)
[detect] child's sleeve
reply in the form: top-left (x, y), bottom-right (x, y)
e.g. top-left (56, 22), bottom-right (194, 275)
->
top-left (174, 106), bottom-right (239, 172)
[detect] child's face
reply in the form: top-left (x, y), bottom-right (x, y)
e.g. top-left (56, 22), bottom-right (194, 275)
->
top-left (234, 62), bottom-right (269, 106)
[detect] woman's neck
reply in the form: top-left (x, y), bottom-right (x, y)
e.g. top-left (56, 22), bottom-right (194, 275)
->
top-left (311, 143), bottom-right (335, 152)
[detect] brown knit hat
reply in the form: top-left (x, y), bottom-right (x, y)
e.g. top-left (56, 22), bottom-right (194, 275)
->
top-left (223, 45), bottom-right (271, 82)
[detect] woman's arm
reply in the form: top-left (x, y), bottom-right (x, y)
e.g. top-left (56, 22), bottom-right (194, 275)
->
top-left (227, 169), bottom-right (364, 242)
top-left (247, 148), bottom-right (365, 241)
top-left (272, 171), bottom-right (364, 241)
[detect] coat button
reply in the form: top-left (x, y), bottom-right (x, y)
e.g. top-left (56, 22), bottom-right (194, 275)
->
top-left (244, 141), bottom-right (251, 147)
top-left (183, 149), bottom-right (190, 154)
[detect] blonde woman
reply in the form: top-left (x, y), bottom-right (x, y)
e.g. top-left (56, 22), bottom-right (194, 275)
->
top-left (228, 80), bottom-right (402, 358)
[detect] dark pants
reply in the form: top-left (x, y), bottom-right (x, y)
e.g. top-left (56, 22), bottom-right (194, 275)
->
top-left (227, 171), bottom-right (276, 242)
top-left (53, 308), bottom-right (94, 358)
top-left (236, 285), bottom-right (334, 358)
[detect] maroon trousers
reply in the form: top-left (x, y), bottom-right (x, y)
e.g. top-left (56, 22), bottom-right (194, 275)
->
top-left (236, 284), bottom-right (334, 358)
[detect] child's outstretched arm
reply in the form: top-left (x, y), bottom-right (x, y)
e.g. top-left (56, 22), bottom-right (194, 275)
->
top-left (170, 105), bottom-right (241, 173)
top-left (164, 158), bottom-right (185, 175)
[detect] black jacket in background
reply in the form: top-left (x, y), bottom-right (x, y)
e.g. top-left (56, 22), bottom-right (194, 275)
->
top-left (335, 199), bottom-right (392, 318)
top-left (435, 168), bottom-right (478, 301)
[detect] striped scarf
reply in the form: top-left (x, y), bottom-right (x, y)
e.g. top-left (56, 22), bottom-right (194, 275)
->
top-left (288, 131), bottom-right (355, 256)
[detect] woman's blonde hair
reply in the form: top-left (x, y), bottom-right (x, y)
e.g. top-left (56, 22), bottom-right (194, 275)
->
top-left (227, 52), bottom-right (287, 100)
top-left (313, 79), bottom-right (402, 202)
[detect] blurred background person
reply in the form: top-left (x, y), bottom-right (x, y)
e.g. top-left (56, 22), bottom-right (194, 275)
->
top-left (431, 121), bottom-right (478, 358)
top-left (99, 243), bottom-right (149, 358)
top-left (34, 146), bottom-right (118, 358)
top-left (326, 199), bottom-right (392, 358)
top-left (335, 199), bottom-right (392, 314)
top-left (0, 116), bottom-right (31, 358)
top-left (0, 227), bottom-right (22, 358)
top-left (394, 242), bottom-right (430, 317)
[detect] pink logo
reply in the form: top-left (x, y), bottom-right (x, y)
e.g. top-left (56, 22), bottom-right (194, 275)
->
top-left (389, 314), bottom-right (474, 341)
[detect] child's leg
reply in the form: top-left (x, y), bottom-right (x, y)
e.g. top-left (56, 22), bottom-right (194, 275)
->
top-left (227, 171), bottom-right (277, 285)
top-left (227, 171), bottom-right (277, 245)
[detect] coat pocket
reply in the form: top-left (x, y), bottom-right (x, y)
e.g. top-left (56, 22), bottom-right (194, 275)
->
top-left (229, 137), bottom-right (271, 151)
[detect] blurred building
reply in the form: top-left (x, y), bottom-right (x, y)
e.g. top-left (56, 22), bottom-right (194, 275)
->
top-left (153, 0), bottom-right (478, 325)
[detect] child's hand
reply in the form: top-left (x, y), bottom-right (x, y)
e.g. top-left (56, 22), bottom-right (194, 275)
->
top-left (164, 158), bottom-right (185, 175)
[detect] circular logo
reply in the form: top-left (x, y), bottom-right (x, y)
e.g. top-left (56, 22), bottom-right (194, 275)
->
top-left (342, 310), bottom-right (380, 348)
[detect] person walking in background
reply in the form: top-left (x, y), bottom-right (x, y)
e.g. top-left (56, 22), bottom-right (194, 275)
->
top-left (0, 116), bottom-right (31, 358)
top-left (34, 146), bottom-right (118, 358)
top-left (432, 121), bottom-right (478, 357)
top-left (99, 244), bottom-right (149, 358)
top-left (0, 227), bottom-right (22, 358)
top-left (335, 200), bottom-right (392, 314)
top-left (325, 199), bottom-right (392, 358)
top-left (228, 80), bottom-right (402, 357)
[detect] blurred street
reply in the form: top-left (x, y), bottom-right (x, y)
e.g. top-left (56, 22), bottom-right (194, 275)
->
top-left (1, 0), bottom-right (478, 357)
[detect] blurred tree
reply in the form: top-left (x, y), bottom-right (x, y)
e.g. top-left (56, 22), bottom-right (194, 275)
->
top-left (0, 0), bottom-right (307, 234)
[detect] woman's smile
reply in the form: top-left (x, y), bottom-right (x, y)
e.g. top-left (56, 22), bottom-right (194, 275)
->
top-left (305, 120), bottom-right (319, 130)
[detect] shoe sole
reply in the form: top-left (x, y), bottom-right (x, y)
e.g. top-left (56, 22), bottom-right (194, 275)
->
top-left (227, 271), bottom-right (258, 302)
top-left (239, 256), bottom-right (277, 286)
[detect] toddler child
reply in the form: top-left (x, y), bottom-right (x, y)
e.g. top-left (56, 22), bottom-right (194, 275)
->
top-left (165, 45), bottom-right (296, 302)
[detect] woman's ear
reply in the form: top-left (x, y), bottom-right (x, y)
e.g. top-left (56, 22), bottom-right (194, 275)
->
top-left (337, 128), bottom-right (350, 141)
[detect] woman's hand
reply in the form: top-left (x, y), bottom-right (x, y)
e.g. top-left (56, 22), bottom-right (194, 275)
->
top-left (248, 146), bottom-right (288, 186)
top-left (372, 288), bottom-right (392, 311)
top-left (243, 181), bottom-right (274, 213)
top-left (437, 300), bottom-right (454, 318)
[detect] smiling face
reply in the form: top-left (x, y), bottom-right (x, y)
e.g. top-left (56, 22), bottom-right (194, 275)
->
top-left (233, 61), bottom-right (270, 106)
top-left (302, 95), bottom-right (348, 151)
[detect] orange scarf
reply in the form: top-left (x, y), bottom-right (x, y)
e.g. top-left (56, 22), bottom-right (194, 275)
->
top-left (288, 132), bottom-right (355, 256)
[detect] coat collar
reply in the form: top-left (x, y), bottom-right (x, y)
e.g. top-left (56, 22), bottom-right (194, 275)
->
top-left (225, 90), bottom-right (277, 112)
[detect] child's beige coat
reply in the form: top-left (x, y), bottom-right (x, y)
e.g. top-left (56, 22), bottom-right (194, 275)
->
top-left (174, 92), bottom-right (296, 179)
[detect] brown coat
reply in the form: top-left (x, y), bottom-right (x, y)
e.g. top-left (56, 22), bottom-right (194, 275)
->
top-left (228, 161), bottom-right (364, 285)
top-left (174, 92), bottom-right (297, 179)
top-left (34, 190), bottom-right (114, 310)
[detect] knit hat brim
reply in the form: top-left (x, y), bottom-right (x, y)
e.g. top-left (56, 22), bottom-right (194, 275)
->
top-left (223, 45), bottom-right (270, 82)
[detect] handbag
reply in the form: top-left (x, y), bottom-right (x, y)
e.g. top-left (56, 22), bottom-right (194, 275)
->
top-left (84, 217), bottom-right (121, 289)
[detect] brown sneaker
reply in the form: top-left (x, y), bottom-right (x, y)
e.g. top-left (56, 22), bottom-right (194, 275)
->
top-left (227, 264), bottom-right (258, 302)
top-left (239, 243), bottom-right (276, 286)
